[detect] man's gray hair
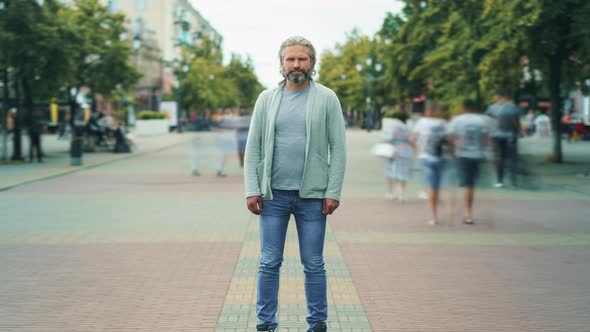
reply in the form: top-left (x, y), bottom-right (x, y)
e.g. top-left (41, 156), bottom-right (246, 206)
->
top-left (278, 36), bottom-right (317, 74)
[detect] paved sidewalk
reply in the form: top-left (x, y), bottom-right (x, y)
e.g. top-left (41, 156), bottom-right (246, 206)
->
top-left (0, 129), bottom-right (589, 332)
top-left (0, 132), bottom-right (195, 191)
top-left (518, 135), bottom-right (590, 195)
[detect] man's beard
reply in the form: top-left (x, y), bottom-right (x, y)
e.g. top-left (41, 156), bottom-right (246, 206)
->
top-left (284, 69), bottom-right (311, 84)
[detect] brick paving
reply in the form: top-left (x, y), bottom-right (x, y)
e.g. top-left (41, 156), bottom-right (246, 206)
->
top-left (216, 219), bottom-right (371, 332)
top-left (0, 242), bottom-right (241, 331)
top-left (0, 129), bottom-right (589, 331)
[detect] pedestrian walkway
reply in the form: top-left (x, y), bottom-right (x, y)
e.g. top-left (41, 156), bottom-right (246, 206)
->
top-left (0, 129), bottom-right (589, 332)
top-left (518, 135), bottom-right (590, 195)
top-left (0, 132), bottom-right (194, 191)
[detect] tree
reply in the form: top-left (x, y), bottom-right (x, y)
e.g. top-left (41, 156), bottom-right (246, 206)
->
top-left (379, 2), bottom-right (441, 108)
top-left (318, 29), bottom-right (372, 113)
top-left (181, 56), bottom-right (224, 112)
top-left (223, 54), bottom-right (264, 108)
top-left (0, 0), bottom-right (73, 160)
top-left (527, 0), bottom-right (590, 162)
top-left (382, 0), bottom-right (539, 110)
top-left (180, 43), bottom-right (263, 113)
top-left (64, 0), bottom-right (140, 112)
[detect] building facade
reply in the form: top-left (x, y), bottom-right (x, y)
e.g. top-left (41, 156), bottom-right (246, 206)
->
top-left (102, 0), bottom-right (222, 111)
top-left (108, 0), bottom-right (222, 63)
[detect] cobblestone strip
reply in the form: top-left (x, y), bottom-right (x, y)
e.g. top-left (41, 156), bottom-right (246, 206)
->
top-left (216, 218), bottom-right (373, 332)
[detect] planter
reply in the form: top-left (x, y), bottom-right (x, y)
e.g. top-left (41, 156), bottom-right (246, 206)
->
top-left (135, 119), bottom-right (169, 136)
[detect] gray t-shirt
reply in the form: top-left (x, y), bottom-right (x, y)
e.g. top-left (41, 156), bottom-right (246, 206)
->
top-left (412, 117), bottom-right (447, 160)
top-left (271, 86), bottom-right (309, 190)
top-left (486, 102), bottom-right (521, 138)
top-left (448, 113), bottom-right (489, 159)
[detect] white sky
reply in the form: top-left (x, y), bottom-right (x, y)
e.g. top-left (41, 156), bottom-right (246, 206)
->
top-left (190, 0), bottom-right (402, 88)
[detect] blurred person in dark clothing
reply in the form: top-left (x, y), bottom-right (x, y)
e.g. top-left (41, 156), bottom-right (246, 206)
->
top-left (448, 99), bottom-right (490, 224)
top-left (486, 89), bottom-right (521, 188)
top-left (26, 108), bottom-right (45, 163)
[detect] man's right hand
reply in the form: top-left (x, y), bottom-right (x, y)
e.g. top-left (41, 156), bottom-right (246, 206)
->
top-left (246, 196), bottom-right (263, 215)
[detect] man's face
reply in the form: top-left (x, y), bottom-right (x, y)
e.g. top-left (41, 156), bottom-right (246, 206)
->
top-left (281, 45), bottom-right (313, 84)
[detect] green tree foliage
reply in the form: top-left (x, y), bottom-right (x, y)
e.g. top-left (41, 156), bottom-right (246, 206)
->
top-left (179, 45), bottom-right (264, 113)
top-left (318, 29), bottom-right (372, 112)
top-left (379, 0), bottom-right (540, 109)
top-left (0, 0), bottom-right (72, 98)
top-left (0, 0), bottom-right (139, 106)
top-left (65, 0), bottom-right (140, 104)
top-left (0, 0), bottom-right (75, 159)
top-left (223, 54), bottom-right (264, 108)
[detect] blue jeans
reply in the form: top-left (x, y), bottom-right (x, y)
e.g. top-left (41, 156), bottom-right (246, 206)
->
top-left (420, 158), bottom-right (445, 189)
top-left (257, 190), bottom-right (327, 331)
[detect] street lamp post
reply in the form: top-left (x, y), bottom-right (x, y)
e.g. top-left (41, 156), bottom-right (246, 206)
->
top-left (356, 56), bottom-right (383, 132)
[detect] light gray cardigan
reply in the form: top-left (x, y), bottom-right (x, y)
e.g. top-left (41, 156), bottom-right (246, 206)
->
top-left (244, 81), bottom-right (347, 201)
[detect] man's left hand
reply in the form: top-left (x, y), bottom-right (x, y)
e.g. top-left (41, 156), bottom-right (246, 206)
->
top-left (322, 198), bottom-right (340, 215)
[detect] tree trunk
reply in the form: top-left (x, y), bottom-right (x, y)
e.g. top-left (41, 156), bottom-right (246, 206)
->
top-left (548, 53), bottom-right (563, 163)
top-left (475, 80), bottom-right (482, 111)
top-left (1, 69), bottom-right (9, 161)
top-left (22, 78), bottom-right (33, 126)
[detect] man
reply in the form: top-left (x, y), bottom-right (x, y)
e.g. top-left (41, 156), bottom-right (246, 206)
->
top-left (447, 99), bottom-right (490, 224)
top-left (244, 36), bottom-right (347, 332)
top-left (486, 89), bottom-right (521, 188)
top-left (411, 102), bottom-right (448, 225)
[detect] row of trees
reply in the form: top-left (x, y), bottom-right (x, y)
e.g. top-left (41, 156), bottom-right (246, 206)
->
top-left (319, 0), bottom-right (590, 161)
top-left (175, 38), bottom-right (264, 113)
top-left (0, 0), bottom-right (140, 160)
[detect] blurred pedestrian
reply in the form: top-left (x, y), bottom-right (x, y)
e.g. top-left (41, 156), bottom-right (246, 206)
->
top-left (447, 99), bottom-right (490, 224)
top-left (244, 36), bottom-right (346, 332)
top-left (383, 112), bottom-right (413, 202)
top-left (189, 136), bottom-right (200, 176)
top-left (236, 110), bottom-right (251, 168)
top-left (525, 109), bottom-right (536, 136)
top-left (26, 108), bottom-right (45, 163)
top-left (58, 112), bottom-right (71, 140)
top-left (411, 102), bottom-right (448, 225)
top-left (486, 89), bottom-right (521, 188)
top-left (216, 111), bottom-right (237, 177)
top-left (535, 109), bottom-right (551, 138)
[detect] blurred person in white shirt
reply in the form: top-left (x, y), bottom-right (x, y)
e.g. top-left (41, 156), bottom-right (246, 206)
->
top-left (447, 99), bottom-right (490, 224)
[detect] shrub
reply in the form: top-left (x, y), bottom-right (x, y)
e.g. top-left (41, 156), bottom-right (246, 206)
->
top-left (382, 110), bottom-right (408, 122)
top-left (137, 110), bottom-right (166, 120)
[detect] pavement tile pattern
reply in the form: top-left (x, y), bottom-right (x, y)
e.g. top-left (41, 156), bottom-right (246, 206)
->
top-left (216, 220), bottom-right (372, 332)
top-left (1, 130), bottom-right (589, 332)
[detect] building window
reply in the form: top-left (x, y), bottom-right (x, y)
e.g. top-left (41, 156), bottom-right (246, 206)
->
top-left (135, 0), bottom-right (147, 11)
top-left (108, 0), bottom-right (119, 12)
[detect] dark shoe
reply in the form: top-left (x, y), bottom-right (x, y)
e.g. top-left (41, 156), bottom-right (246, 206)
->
top-left (256, 323), bottom-right (276, 331)
top-left (313, 322), bottom-right (327, 332)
